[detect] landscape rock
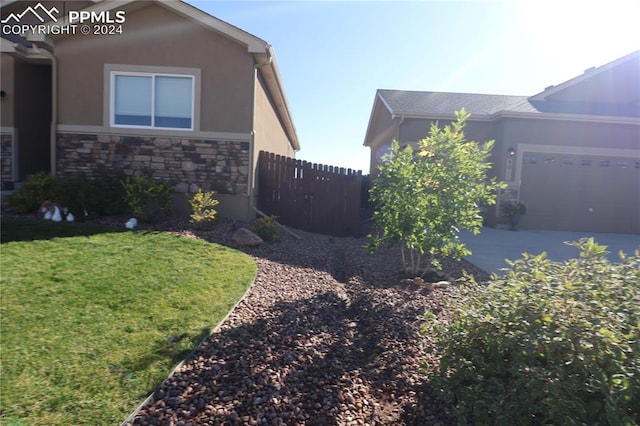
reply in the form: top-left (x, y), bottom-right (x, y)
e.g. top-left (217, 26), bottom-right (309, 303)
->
top-left (433, 281), bottom-right (451, 289)
top-left (110, 216), bottom-right (491, 426)
top-left (231, 227), bottom-right (263, 246)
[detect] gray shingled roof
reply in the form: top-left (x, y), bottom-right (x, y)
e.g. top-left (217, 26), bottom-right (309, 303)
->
top-left (377, 89), bottom-right (537, 116)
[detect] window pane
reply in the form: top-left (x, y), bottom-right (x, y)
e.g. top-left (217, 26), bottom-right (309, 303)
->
top-left (114, 75), bottom-right (152, 126)
top-left (155, 76), bottom-right (192, 129)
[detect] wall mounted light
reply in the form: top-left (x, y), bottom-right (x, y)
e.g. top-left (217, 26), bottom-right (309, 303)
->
top-left (507, 147), bottom-right (516, 156)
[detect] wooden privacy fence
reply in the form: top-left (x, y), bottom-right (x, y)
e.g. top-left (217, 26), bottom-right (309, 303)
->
top-left (257, 151), bottom-right (363, 236)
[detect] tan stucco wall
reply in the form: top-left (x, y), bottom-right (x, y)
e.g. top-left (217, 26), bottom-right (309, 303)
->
top-left (399, 118), bottom-right (495, 147)
top-left (367, 111), bottom-right (498, 177)
top-left (54, 2), bottom-right (254, 133)
top-left (252, 73), bottom-right (294, 187)
top-left (0, 54), bottom-right (14, 127)
top-left (250, 74), bottom-right (296, 212)
top-left (501, 117), bottom-right (640, 150)
top-left (253, 75), bottom-right (293, 157)
top-left (364, 98), bottom-right (398, 175)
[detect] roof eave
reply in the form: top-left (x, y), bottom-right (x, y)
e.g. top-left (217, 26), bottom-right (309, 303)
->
top-left (164, 1), bottom-right (270, 53)
top-left (494, 110), bottom-right (640, 125)
top-left (529, 50), bottom-right (640, 101)
top-left (396, 109), bottom-right (640, 125)
top-left (363, 91), bottom-right (392, 147)
top-left (256, 47), bottom-right (300, 152)
top-left (49, 0), bottom-right (271, 52)
top-left (391, 112), bottom-right (494, 122)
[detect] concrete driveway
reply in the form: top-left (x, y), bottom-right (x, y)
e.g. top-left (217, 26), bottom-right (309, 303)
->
top-left (459, 227), bottom-right (640, 275)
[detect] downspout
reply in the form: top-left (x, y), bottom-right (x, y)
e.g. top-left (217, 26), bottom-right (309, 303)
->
top-left (249, 50), bottom-right (300, 239)
top-left (249, 52), bottom-right (271, 216)
top-left (396, 114), bottom-right (405, 142)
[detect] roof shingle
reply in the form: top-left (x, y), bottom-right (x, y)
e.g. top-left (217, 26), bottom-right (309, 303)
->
top-left (377, 89), bottom-right (534, 116)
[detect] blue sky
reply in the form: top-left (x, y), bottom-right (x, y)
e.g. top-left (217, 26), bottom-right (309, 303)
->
top-left (189, 1), bottom-right (639, 174)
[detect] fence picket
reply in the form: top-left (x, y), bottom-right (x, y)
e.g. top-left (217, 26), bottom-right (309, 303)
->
top-left (257, 151), bottom-right (362, 236)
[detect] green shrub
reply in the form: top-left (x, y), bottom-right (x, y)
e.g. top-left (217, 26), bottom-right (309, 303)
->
top-left (188, 189), bottom-right (220, 228)
top-left (367, 110), bottom-right (504, 275)
top-left (9, 172), bottom-right (61, 213)
top-left (422, 238), bottom-right (640, 425)
top-left (253, 215), bottom-right (281, 243)
top-left (121, 175), bottom-right (172, 223)
top-left (56, 174), bottom-right (93, 219)
top-left (90, 169), bottom-right (129, 216)
top-left (9, 171), bottom-right (130, 218)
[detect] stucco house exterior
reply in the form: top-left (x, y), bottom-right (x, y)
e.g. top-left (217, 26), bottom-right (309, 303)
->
top-left (1, 0), bottom-right (299, 220)
top-left (364, 51), bottom-right (640, 234)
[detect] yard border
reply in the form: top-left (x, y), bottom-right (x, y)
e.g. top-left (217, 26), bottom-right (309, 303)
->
top-left (121, 253), bottom-right (258, 426)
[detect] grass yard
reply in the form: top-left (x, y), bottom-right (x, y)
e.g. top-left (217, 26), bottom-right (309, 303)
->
top-left (0, 218), bottom-right (256, 426)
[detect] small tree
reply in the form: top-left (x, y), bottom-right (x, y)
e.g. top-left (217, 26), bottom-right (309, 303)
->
top-left (188, 189), bottom-right (220, 227)
top-left (368, 109), bottom-right (504, 276)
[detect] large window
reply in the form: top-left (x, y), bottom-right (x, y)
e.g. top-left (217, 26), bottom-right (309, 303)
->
top-left (111, 72), bottom-right (194, 130)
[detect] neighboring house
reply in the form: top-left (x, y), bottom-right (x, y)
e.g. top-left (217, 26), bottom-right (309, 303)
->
top-left (1, 0), bottom-right (299, 220)
top-left (364, 51), bottom-right (640, 234)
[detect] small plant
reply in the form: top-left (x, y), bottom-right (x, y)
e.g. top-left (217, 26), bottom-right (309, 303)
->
top-left (121, 174), bottom-right (172, 223)
top-left (8, 172), bottom-right (61, 213)
top-left (188, 189), bottom-right (219, 227)
top-left (503, 200), bottom-right (527, 216)
top-left (422, 238), bottom-right (640, 424)
top-left (503, 201), bottom-right (527, 230)
top-left (253, 215), bottom-right (281, 243)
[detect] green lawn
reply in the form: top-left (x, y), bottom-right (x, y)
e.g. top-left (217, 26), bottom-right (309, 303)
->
top-left (0, 218), bottom-right (256, 426)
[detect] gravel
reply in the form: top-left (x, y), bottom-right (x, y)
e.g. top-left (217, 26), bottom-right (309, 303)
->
top-left (111, 216), bottom-right (489, 425)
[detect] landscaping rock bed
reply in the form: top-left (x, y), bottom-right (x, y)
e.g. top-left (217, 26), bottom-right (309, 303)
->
top-left (119, 217), bottom-right (489, 425)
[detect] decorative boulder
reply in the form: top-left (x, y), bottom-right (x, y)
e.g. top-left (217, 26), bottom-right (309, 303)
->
top-left (232, 227), bottom-right (263, 246)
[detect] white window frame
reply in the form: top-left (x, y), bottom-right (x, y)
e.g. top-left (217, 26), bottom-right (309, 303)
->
top-left (110, 71), bottom-right (194, 131)
top-left (104, 64), bottom-right (201, 133)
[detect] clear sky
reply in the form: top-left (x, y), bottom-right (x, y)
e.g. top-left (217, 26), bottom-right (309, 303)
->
top-left (188, 0), bottom-right (640, 174)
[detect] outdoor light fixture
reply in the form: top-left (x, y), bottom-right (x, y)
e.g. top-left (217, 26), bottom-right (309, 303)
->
top-left (507, 147), bottom-right (516, 156)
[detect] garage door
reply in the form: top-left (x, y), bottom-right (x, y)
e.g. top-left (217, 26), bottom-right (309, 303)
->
top-left (519, 153), bottom-right (640, 233)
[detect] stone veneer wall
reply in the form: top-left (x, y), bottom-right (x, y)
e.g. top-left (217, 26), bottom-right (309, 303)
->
top-left (1, 133), bottom-right (14, 189)
top-left (56, 133), bottom-right (250, 195)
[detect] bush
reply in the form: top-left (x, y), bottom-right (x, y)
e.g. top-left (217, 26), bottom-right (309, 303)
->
top-left (253, 215), bottom-right (281, 243)
top-left (367, 109), bottom-right (504, 275)
top-left (121, 175), bottom-right (172, 223)
top-left (90, 169), bottom-right (129, 216)
top-left (8, 172), bottom-right (61, 213)
top-left (8, 171), bottom-right (129, 218)
top-left (422, 238), bottom-right (640, 425)
top-left (188, 189), bottom-right (219, 227)
top-left (56, 175), bottom-right (93, 220)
